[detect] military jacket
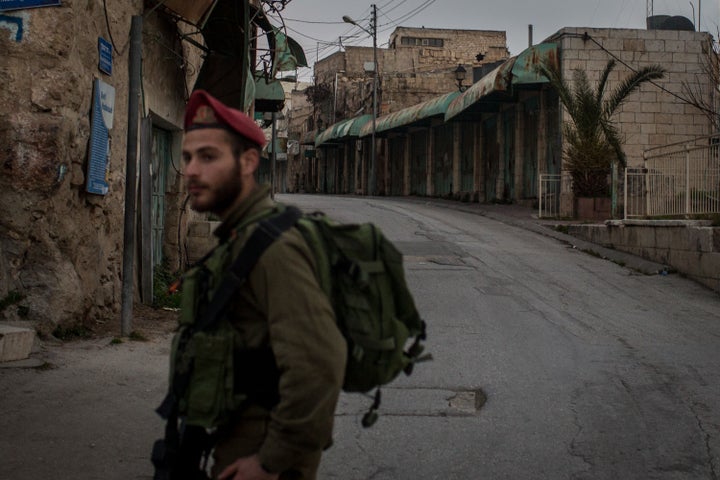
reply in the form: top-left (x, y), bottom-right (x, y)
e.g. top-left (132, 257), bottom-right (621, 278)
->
top-left (174, 185), bottom-right (347, 475)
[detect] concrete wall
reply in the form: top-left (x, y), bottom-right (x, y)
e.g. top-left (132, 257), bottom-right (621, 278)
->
top-left (569, 222), bottom-right (720, 293)
top-left (0, 2), bottom-right (201, 331)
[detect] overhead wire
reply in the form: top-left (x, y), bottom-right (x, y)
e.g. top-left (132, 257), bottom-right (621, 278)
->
top-left (576, 32), bottom-right (717, 117)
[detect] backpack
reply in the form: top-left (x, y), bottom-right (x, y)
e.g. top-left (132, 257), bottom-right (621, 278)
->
top-left (292, 208), bottom-right (429, 425)
top-left (239, 205), bottom-right (429, 426)
top-left (158, 204), bottom-right (429, 430)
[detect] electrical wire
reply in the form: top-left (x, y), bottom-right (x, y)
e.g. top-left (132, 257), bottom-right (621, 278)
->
top-left (570, 32), bottom-right (717, 117)
top-left (378, 0), bottom-right (437, 31)
top-left (102, 0), bottom-right (129, 56)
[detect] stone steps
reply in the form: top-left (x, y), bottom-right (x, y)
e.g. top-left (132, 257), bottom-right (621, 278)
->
top-left (0, 324), bottom-right (35, 362)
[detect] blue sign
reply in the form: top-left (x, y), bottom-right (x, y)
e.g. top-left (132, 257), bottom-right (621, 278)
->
top-left (98, 37), bottom-right (112, 75)
top-left (0, 0), bottom-right (61, 12)
top-left (86, 79), bottom-right (115, 196)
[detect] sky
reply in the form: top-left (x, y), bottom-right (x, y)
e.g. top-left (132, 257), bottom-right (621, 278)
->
top-left (268, 0), bottom-right (720, 82)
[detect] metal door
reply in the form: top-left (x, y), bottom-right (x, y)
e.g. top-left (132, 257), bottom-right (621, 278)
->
top-left (523, 97), bottom-right (539, 198)
top-left (460, 123), bottom-right (475, 192)
top-left (483, 117), bottom-right (499, 202)
top-left (433, 124), bottom-right (454, 196)
top-left (388, 137), bottom-right (404, 196)
top-left (503, 110), bottom-right (516, 201)
top-left (410, 131), bottom-right (427, 195)
top-left (151, 127), bottom-right (171, 267)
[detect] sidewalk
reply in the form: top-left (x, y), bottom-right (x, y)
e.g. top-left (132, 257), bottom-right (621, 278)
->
top-left (397, 197), bottom-right (668, 276)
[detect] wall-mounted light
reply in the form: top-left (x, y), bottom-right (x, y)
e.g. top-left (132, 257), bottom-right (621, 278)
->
top-left (454, 64), bottom-right (467, 92)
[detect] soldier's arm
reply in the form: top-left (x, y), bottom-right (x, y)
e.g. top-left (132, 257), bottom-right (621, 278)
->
top-left (248, 227), bottom-right (347, 474)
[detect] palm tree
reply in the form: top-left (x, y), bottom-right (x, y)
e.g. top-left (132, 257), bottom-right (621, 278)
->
top-left (537, 60), bottom-right (665, 197)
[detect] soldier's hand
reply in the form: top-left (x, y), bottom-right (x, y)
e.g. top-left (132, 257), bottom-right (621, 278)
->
top-left (218, 454), bottom-right (279, 480)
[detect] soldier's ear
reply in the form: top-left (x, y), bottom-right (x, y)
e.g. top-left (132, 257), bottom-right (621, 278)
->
top-left (240, 147), bottom-right (260, 176)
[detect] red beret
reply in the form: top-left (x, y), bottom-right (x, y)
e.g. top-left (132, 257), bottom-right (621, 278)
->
top-left (184, 89), bottom-right (266, 147)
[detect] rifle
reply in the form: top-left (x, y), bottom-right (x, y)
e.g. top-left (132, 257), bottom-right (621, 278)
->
top-left (151, 410), bottom-right (213, 480)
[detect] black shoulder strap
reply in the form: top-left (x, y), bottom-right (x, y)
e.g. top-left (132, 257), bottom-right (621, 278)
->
top-left (195, 205), bottom-right (302, 331)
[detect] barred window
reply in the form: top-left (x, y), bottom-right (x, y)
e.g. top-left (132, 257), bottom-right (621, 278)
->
top-left (400, 36), bottom-right (444, 47)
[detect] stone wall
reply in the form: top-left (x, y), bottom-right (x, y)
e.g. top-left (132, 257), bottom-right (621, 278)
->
top-left (568, 221), bottom-right (720, 294)
top-left (0, 2), bottom-right (201, 332)
top-left (552, 27), bottom-right (716, 168)
top-left (315, 27), bottom-right (509, 119)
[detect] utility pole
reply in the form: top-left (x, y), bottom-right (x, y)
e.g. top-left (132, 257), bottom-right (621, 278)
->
top-left (342, 4), bottom-right (378, 195)
top-left (120, 16), bottom-right (142, 337)
top-left (370, 3), bottom-right (378, 196)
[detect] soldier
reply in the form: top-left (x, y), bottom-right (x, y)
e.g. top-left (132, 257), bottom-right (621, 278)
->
top-left (170, 89), bottom-right (347, 480)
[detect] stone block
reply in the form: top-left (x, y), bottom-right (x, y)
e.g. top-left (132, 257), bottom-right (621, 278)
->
top-left (687, 227), bottom-right (714, 253)
top-left (187, 221), bottom-right (211, 237)
top-left (0, 325), bottom-right (35, 362)
top-left (698, 253), bottom-right (720, 280)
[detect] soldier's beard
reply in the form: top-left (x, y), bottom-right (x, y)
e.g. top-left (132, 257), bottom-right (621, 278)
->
top-left (189, 160), bottom-right (242, 215)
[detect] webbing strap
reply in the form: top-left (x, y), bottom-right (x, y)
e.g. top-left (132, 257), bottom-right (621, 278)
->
top-left (196, 206), bottom-right (302, 331)
top-left (352, 333), bottom-right (396, 351)
top-left (356, 260), bottom-right (385, 274)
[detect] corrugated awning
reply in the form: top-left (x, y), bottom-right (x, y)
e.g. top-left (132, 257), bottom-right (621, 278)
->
top-left (254, 73), bottom-right (285, 112)
top-left (445, 43), bottom-right (558, 121)
top-left (359, 91), bottom-right (460, 137)
top-left (315, 114), bottom-right (373, 147)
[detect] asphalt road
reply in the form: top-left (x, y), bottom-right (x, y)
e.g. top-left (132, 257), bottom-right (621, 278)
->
top-left (1, 194), bottom-right (718, 480)
top-left (283, 195), bottom-right (720, 480)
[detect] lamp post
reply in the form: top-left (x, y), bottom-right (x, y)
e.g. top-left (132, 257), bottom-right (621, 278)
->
top-left (343, 4), bottom-right (377, 196)
top-left (454, 64), bottom-right (467, 92)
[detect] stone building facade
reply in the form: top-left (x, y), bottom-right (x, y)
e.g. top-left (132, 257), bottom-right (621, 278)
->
top-left (292, 25), bottom-right (717, 218)
top-left (288, 27), bottom-right (509, 194)
top-left (315, 27), bottom-right (509, 121)
top-left (0, 1), bottom-right (203, 331)
top-left (555, 27), bottom-right (717, 164)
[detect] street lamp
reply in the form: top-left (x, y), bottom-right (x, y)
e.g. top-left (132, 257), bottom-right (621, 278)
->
top-left (454, 64), bottom-right (467, 92)
top-left (343, 5), bottom-right (377, 196)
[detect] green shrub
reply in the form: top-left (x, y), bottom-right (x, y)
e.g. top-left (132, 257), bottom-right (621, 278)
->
top-left (153, 260), bottom-right (182, 309)
top-left (52, 324), bottom-right (92, 340)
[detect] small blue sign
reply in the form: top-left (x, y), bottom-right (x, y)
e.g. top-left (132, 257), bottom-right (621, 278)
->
top-left (98, 37), bottom-right (112, 76)
top-left (0, 0), bottom-right (61, 12)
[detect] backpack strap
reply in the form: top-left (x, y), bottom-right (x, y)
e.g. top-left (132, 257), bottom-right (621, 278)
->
top-left (196, 205), bottom-right (302, 331)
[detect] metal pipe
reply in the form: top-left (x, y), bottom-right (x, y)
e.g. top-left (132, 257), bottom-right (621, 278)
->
top-left (370, 3), bottom-right (377, 196)
top-left (528, 24), bottom-right (533, 48)
top-left (342, 5), bottom-right (378, 195)
top-left (271, 111), bottom-right (277, 198)
top-left (120, 15), bottom-right (143, 337)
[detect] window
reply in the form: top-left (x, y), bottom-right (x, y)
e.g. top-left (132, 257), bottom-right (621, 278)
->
top-left (400, 36), bottom-right (443, 47)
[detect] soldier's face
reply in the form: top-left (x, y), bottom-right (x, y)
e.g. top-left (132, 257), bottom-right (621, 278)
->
top-left (182, 128), bottom-right (244, 216)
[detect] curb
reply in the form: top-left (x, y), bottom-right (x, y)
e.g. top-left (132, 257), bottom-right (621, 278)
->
top-left (399, 198), bottom-right (668, 276)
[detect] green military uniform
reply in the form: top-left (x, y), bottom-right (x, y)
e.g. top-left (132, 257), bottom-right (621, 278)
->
top-left (177, 185), bottom-right (346, 479)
